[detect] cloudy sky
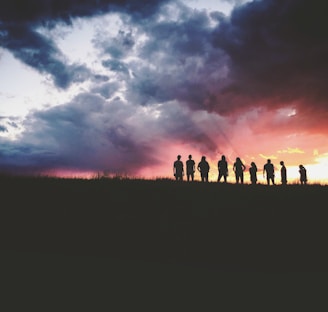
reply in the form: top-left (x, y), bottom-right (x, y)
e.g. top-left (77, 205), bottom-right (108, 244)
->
top-left (0, 0), bottom-right (327, 183)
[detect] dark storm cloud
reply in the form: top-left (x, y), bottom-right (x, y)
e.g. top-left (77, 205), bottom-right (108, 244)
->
top-left (104, 0), bottom-right (327, 117)
top-left (0, 93), bottom-right (159, 174)
top-left (0, 125), bottom-right (7, 132)
top-left (1, 24), bottom-right (86, 88)
top-left (0, 91), bottom-right (221, 175)
top-left (122, 5), bottom-right (230, 111)
top-left (0, 0), bottom-right (169, 24)
top-left (0, 0), bottom-right (169, 88)
top-left (0, 140), bottom-right (60, 175)
top-left (2, 0), bottom-right (326, 108)
top-left (212, 0), bottom-right (328, 112)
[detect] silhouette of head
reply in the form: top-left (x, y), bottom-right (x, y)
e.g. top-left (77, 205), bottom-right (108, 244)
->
top-left (280, 161), bottom-right (284, 165)
top-left (251, 162), bottom-right (255, 167)
top-left (236, 157), bottom-right (241, 162)
top-left (188, 155), bottom-right (192, 159)
top-left (201, 156), bottom-right (206, 161)
top-left (177, 155), bottom-right (181, 160)
top-left (267, 159), bottom-right (271, 163)
top-left (299, 164), bottom-right (304, 169)
top-left (222, 155), bottom-right (226, 160)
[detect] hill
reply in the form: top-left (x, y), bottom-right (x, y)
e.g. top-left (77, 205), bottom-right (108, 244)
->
top-left (2, 176), bottom-right (328, 309)
top-left (1, 176), bottom-right (327, 272)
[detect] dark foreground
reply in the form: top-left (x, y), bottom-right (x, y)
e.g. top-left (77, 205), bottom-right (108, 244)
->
top-left (1, 176), bottom-right (328, 309)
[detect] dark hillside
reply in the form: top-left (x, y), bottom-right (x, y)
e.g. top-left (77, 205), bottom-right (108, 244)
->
top-left (1, 176), bottom-right (328, 272)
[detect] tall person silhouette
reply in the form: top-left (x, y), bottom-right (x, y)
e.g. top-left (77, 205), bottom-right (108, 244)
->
top-left (233, 157), bottom-right (246, 184)
top-left (249, 162), bottom-right (258, 185)
top-left (263, 159), bottom-right (275, 185)
top-left (280, 161), bottom-right (287, 185)
top-left (197, 156), bottom-right (210, 182)
top-left (217, 155), bottom-right (228, 183)
top-left (173, 155), bottom-right (184, 181)
top-left (186, 154), bottom-right (195, 181)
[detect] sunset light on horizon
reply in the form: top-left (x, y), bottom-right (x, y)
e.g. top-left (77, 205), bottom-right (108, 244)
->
top-left (1, 0), bottom-right (327, 184)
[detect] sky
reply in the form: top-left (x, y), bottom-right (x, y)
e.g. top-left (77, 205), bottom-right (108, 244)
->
top-left (0, 0), bottom-right (327, 184)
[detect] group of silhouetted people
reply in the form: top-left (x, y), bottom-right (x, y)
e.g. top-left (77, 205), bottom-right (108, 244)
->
top-left (173, 155), bottom-right (308, 185)
top-left (174, 154), bottom-right (210, 182)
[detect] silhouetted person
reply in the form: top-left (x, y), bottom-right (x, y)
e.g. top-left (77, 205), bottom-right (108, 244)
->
top-left (197, 156), bottom-right (210, 182)
top-left (217, 155), bottom-right (228, 183)
top-left (280, 161), bottom-right (287, 185)
top-left (173, 155), bottom-right (184, 181)
top-left (249, 162), bottom-right (258, 185)
top-left (186, 154), bottom-right (195, 181)
top-left (299, 165), bottom-right (307, 185)
top-left (233, 157), bottom-right (246, 184)
top-left (263, 159), bottom-right (275, 185)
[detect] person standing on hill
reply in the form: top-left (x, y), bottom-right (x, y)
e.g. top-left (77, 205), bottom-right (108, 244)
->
top-left (263, 159), bottom-right (275, 185)
top-left (280, 161), bottom-right (287, 185)
top-left (217, 155), bottom-right (228, 183)
top-left (197, 156), bottom-right (210, 182)
top-left (249, 162), bottom-right (258, 185)
top-left (173, 155), bottom-right (184, 181)
top-left (233, 157), bottom-right (246, 184)
top-left (299, 165), bottom-right (307, 185)
top-left (186, 154), bottom-right (195, 181)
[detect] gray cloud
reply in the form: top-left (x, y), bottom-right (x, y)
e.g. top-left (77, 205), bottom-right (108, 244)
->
top-left (91, 81), bottom-right (121, 99)
top-left (102, 59), bottom-right (130, 76)
top-left (97, 29), bottom-right (136, 59)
